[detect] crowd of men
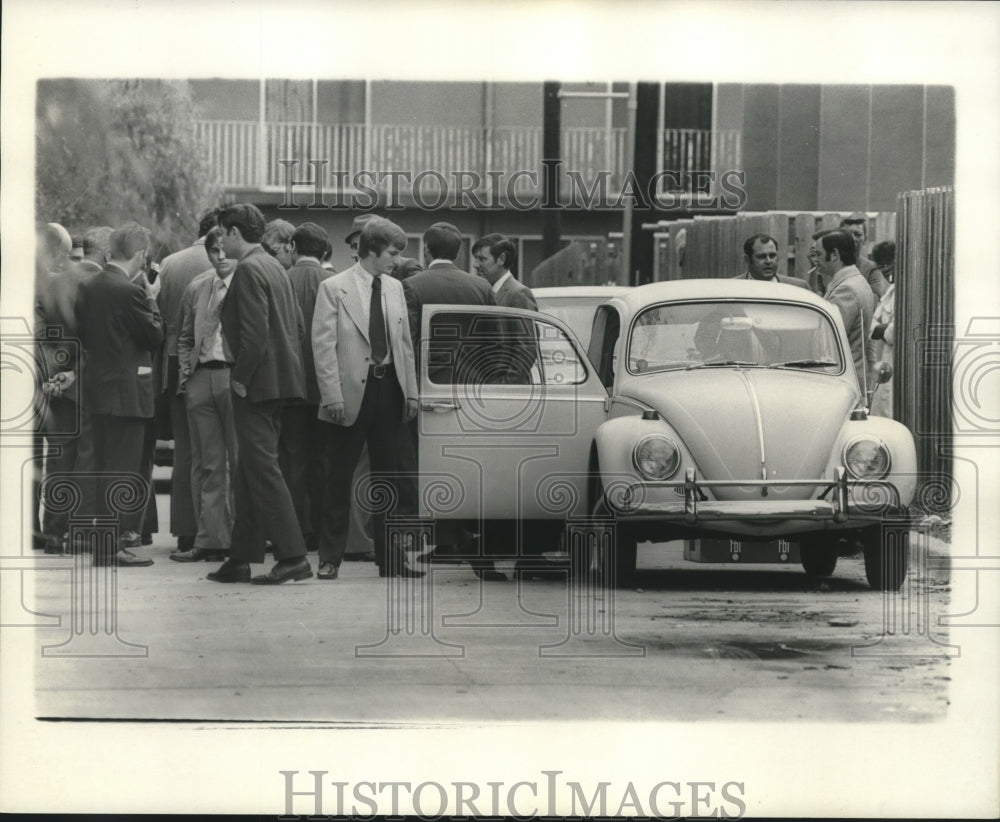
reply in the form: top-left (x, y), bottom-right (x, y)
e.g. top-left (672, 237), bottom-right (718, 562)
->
top-left (33, 206), bottom-right (895, 585)
top-left (33, 208), bottom-right (533, 584)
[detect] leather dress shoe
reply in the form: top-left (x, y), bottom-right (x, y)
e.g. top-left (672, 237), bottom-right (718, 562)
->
top-left (170, 547), bottom-right (227, 563)
top-left (93, 548), bottom-right (154, 568)
top-left (343, 551), bottom-right (375, 562)
top-left (206, 559), bottom-right (251, 583)
top-left (251, 557), bottom-right (313, 585)
top-left (317, 562), bottom-right (338, 580)
top-left (176, 535), bottom-right (195, 552)
top-left (121, 530), bottom-right (141, 549)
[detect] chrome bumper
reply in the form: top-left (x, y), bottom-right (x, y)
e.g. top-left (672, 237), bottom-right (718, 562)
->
top-left (614, 467), bottom-right (902, 523)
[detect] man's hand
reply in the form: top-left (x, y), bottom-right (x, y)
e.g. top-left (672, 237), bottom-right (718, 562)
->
top-left (145, 273), bottom-right (161, 301)
top-left (44, 370), bottom-right (76, 398)
top-left (231, 379), bottom-right (247, 398)
top-left (177, 378), bottom-right (187, 397)
top-left (405, 398), bottom-right (418, 421)
top-left (324, 402), bottom-right (346, 424)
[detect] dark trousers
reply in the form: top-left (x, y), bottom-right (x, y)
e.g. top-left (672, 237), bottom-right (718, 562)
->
top-left (90, 414), bottom-right (148, 539)
top-left (167, 366), bottom-right (196, 537)
top-left (278, 403), bottom-right (326, 542)
top-left (41, 396), bottom-right (96, 536)
top-left (229, 395), bottom-right (306, 564)
top-left (319, 367), bottom-right (405, 569)
top-left (140, 415), bottom-right (158, 536)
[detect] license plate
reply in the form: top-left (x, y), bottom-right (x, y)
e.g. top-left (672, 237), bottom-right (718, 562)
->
top-left (684, 538), bottom-right (800, 564)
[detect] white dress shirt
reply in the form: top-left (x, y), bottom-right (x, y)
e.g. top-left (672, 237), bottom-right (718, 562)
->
top-left (351, 266), bottom-right (392, 365)
top-left (199, 273), bottom-right (233, 363)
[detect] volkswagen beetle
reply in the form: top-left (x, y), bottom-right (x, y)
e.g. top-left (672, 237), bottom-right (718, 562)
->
top-left (416, 279), bottom-right (915, 590)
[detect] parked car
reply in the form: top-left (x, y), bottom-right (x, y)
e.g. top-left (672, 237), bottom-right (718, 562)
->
top-left (415, 279), bottom-right (915, 590)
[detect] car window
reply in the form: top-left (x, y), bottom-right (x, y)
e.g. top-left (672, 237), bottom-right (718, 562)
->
top-left (427, 311), bottom-right (586, 386)
top-left (627, 301), bottom-right (843, 374)
top-left (534, 297), bottom-right (600, 350)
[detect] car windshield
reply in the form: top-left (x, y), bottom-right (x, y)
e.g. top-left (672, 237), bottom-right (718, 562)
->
top-left (535, 296), bottom-right (607, 350)
top-left (627, 300), bottom-right (843, 374)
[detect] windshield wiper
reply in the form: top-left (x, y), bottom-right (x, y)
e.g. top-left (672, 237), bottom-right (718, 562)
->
top-left (768, 359), bottom-right (838, 369)
top-left (686, 360), bottom-right (758, 370)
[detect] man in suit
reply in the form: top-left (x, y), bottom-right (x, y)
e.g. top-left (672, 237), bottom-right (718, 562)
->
top-left (156, 208), bottom-right (219, 553)
top-left (313, 217), bottom-right (421, 580)
top-left (472, 233), bottom-right (538, 309)
top-left (74, 222), bottom-right (163, 567)
top-left (734, 234), bottom-right (812, 289)
top-left (170, 227), bottom-right (238, 562)
top-left (262, 218), bottom-right (296, 270)
top-left (403, 223), bottom-right (504, 579)
top-left (278, 222), bottom-right (333, 553)
top-left (207, 203), bottom-right (312, 585)
top-left (840, 213), bottom-right (887, 299)
top-left (812, 229), bottom-right (876, 395)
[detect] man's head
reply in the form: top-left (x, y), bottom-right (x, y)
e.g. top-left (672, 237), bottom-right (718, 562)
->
top-left (422, 222), bottom-right (463, 266)
top-left (345, 214), bottom-right (377, 262)
top-left (839, 213), bottom-right (867, 255)
top-left (204, 226), bottom-right (233, 279)
top-left (358, 217), bottom-right (407, 278)
top-left (108, 222), bottom-right (151, 277)
top-left (871, 240), bottom-right (896, 282)
top-left (69, 235), bottom-right (85, 264)
top-left (262, 219), bottom-right (296, 269)
top-left (472, 233), bottom-right (517, 286)
top-left (742, 233), bottom-right (780, 281)
top-left (391, 257), bottom-right (423, 281)
top-left (197, 207), bottom-right (220, 239)
top-left (810, 229), bottom-right (856, 278)
top-left (218, 203), bottom-right (266, 261)
top-left (36, 222), bottom-right (72, 274)
top-left (82, 226), bottom-right (113, 266)
top-left (291, 222), bottom-right (329, 263)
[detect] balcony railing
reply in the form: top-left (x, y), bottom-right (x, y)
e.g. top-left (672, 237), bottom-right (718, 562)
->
top-left (194, 121), bottom-right (741, 203)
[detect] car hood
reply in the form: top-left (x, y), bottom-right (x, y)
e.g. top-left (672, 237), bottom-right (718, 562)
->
top-left (621, 368), bottom-right (858, 500)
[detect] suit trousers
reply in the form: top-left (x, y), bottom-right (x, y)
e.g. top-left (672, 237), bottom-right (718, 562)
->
top-left (185, 366), bottom-right (237, 552)
top-left (41, 395), bottom-right (96, 536)
top-left (140, 416), bottom-right (158, 537)
top-left (229, 394), bottom-right (306, 564)
top-left (319, 367), bottom-right (405, 568)
top-left (278, 403), bottom-right (326, 542)
top-left (168, 357), bottom-right (196, 538)
top-left (90, 413), bottom-right (148, 539)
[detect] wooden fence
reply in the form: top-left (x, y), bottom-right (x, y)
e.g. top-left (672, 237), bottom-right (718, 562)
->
top-left (650, 210), bottom-right (897, 282)
top-left (530, 241), bottom-right (627, 288)
top-left (895, 187), bottom-right (954, 510)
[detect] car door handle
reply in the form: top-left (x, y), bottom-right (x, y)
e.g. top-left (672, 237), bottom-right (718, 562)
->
top-left (421, 400), bottom-right (461, 412)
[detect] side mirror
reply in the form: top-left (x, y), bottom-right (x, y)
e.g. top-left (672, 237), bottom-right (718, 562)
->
top-left (872, 360), bottom-right (892, 385)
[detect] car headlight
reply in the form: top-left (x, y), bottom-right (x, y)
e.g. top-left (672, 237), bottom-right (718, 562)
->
top-left (843, 437), bottom-right (891, 479)
top-left (632, 435), bottom-right (681, 480)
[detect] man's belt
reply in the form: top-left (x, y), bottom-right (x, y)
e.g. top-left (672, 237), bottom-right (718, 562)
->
top-left (200, 360), bottom-right (233, 370)
top-left (370, 362), bottom-right (394, 379)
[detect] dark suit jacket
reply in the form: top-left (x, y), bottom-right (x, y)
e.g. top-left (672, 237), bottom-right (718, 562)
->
top-left (285, 257), bottom-right (332, 405)
top-left (156, 238), bottom-right (210, 388)
top-left (220, 246), bottom-right (306, 403)
top-left (495, 274), bottom-right (538, 310)
top-left (75, 263), bottom-right (163, 418)
top-left (403, 262), bottom-right (501, 385)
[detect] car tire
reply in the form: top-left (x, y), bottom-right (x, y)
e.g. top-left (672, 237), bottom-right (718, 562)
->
top-left (588, 475), bottom-right (637, 589)
top-left (801, 536), bottom-right (839, 578)
top-left (861, 525), bottom-right (909, 591)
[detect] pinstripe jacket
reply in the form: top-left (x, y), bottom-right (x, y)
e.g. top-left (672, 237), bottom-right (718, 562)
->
top-left (312, 262), bottom-right (418, 426)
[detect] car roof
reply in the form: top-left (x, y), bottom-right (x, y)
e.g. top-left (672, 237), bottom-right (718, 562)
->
top-left (618, 278), bottom-right (830, 311)
top-left (532, 286), bottom-right (634, 299)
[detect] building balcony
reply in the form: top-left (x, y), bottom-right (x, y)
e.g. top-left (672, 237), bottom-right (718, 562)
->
top-left (194, 120), bottom-right (741, 205)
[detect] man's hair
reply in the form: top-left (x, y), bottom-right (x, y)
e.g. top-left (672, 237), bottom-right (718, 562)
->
top-left (322, 239), bottom-right (334, 263)
top-left (871, 240), bottom-right (896, 268)
top-left (37, 223), bottom-right (70, 261)
top-left (82, 226), bottom-right (113, 259)
top-left (218, 204), bottom-right (266, 244)
top-left (204, 226), bottom-right (224, 254)
top-left (839, 214), bottom-right (867, 234)
top-left (108, 222), bottom-right (151, 261)
top-left (742, 233), bottom-right (778, 258)
top-left (291, 222), bottom-right (329, 260)
top-left (816, 229), bottom-right (857, 266)
top-left (473, 233), bottom-right (518, 274)
top-left (262, 218), bottom-right (296, 255)
top-left (359, 217), bottom-right (407, 258)
top-left (197, 208), bottom-right (220, 238)
top-left (423, 221), bottom-right (462, 261)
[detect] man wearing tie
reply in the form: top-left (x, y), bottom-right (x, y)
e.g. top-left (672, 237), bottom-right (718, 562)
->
top-left (171, 227), bottom-right (238, 562)
top-left (207, 204), bottom-right (311, 585)
top-left (312, 217), bottom-right (421, 579)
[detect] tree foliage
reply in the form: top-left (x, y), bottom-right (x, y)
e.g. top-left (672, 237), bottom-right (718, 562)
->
top-left (36, 79), bottom-right (220, 257)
